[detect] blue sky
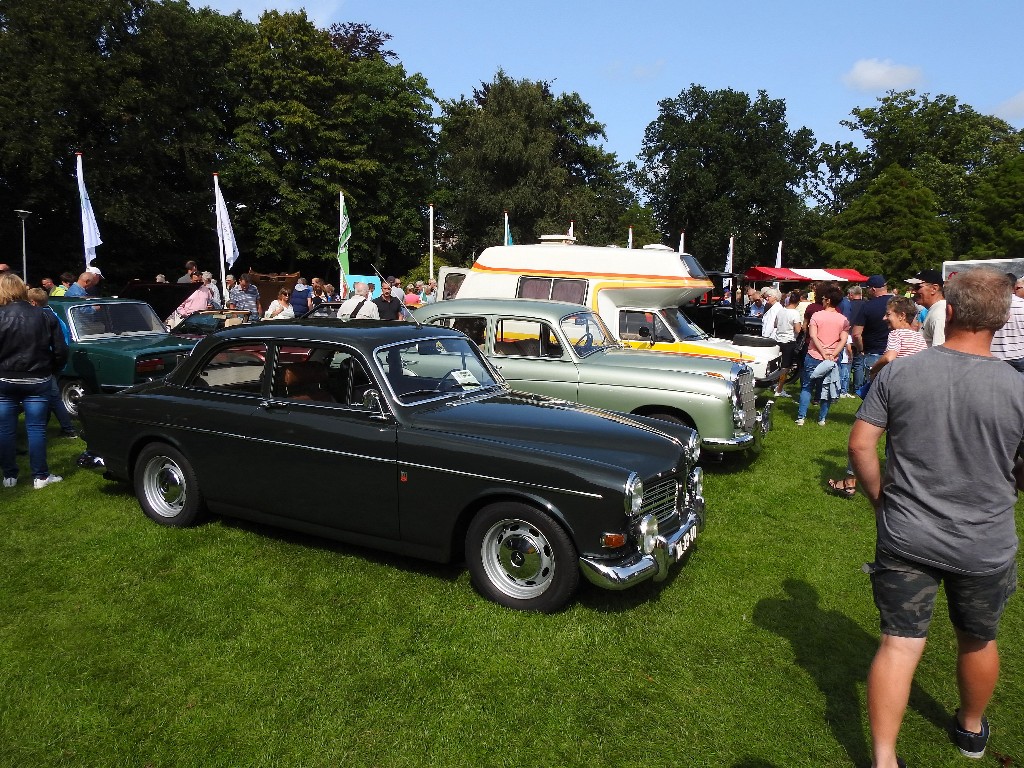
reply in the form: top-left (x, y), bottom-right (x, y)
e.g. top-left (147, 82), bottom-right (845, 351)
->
top-left (200, 0), bottom-right (1024, 162)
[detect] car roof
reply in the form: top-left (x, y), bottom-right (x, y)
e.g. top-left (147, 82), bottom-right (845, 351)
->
top-left (415, 297), bottom-right (588, 320)
top-left (201, 317), bottom-right (465, 347)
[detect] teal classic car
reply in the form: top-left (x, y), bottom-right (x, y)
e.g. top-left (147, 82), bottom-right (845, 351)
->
top-left (49, 297), bottom-right (199, 416)
top-left (413, 298), bottom-right (772, 453)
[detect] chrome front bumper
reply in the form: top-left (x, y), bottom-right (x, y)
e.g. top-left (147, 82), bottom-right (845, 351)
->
top-left (579, 489), bottom-right (706, 591)
top-left (702, 399), bottom-right (774, 453)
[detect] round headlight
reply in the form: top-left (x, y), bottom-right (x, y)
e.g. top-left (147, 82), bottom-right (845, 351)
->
top-left (685, 430), bottom-right (701, 464)
top-left (624, 472), bottom-right (644, 516)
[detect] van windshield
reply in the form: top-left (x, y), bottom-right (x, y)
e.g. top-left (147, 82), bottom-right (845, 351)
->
top-left (661, 307), bottom-right (710, 341)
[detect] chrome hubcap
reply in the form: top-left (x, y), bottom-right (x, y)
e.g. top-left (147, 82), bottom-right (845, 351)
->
top-left (481, 518), bottom-right (555, 599)
top-left (144, 457), bottom-right (186, 517)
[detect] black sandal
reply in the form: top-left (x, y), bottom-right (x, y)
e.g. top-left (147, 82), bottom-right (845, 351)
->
top-left (826, 478), bottom-right (856, 499)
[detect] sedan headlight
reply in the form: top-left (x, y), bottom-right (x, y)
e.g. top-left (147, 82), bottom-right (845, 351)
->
top-left (624, 472), bottom-right (644, 516)
top-left (685, 430), bottom-right (701, 465)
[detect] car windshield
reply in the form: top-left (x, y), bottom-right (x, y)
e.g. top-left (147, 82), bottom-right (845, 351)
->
top-left (173, 313), bottom-right (239, 335)
top-left (68, 302), bottom-right (166, 339)
top-left (559, 311), bottom-right (619, 357)
top-left (374, 336), bottom-right (503, 404)
top-left (662, 307), bottom-right (710, 341)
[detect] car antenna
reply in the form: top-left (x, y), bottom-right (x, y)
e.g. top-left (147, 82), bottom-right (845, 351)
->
top-left (370, 264), bottom-right (422, 328)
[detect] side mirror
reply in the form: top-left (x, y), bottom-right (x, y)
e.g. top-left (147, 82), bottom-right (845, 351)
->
top-left (362, 389), bottom-right (389, 420)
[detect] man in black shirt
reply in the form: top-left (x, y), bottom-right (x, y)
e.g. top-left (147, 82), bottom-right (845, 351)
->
top-left (374, 281), bottom-right (405, 321)
top-left (851, 275), bottom-right (893, 376)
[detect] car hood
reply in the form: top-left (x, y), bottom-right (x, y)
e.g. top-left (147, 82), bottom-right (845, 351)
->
top-left (409, 391), bottom-right (688, 477)
top-left (587, 347), bottom-right (740, 377)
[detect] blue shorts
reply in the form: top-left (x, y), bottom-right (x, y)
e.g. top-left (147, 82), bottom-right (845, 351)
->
top-left (865, 548), bottom-right (1017, 640)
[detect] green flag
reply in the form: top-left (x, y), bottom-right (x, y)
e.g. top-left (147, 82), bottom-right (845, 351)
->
top-left (337, 192), bottom-right (351, 277)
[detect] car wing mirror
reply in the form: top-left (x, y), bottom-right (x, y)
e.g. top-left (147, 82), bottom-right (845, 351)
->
top-left (637, 326), bottom-right (655, 345)
top-left (362, 389), bottom-right (389, 421)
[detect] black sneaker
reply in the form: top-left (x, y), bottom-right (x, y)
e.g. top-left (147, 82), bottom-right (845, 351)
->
top-left (60, 431), bottom-right (79, 439)
top-left (952, 711), bottom-right (989, 758)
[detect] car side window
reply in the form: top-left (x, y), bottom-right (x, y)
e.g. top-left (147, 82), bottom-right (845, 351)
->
top-left (619, 310), bottom-right (674, 343)
top-left (423, 316), bottom-right (487, 348)
top-left (272, 344), bottom-right (375, 408)
top-left (493, 319), bottom-right (561, 358)
top-left (190, 342), bottom-right (270, 395)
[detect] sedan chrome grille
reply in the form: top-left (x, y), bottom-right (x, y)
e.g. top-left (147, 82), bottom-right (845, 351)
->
top-left (736, 368), bottom-right (757, 433)
top-left (630, 477), bottom-right (680, 534)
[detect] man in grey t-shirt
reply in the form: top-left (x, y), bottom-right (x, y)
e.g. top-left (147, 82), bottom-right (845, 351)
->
top-left (850, 267), bottom-right (1024, 766)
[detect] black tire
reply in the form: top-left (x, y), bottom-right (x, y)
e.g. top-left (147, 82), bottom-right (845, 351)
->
top-left (133, 443), bottom-right (205, 527)
top-left (465, 502), bottom-right (579, 612)
top-left (59, 378), bottom-right (89, 417)
top-left (732, 333), bottom-right (778, 348)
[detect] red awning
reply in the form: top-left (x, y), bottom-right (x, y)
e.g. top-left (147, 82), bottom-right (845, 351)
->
top-left (743, 266), bottom-right (870, 283)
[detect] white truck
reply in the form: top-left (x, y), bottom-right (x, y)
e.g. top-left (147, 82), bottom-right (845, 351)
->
top-left (439, 237), bottom-right (782, 387)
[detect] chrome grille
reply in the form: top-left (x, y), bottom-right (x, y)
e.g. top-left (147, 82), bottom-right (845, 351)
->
top-left (631, 477), bottom-right (680, 533)
top-left (736, 367), bottom-right (757, 433)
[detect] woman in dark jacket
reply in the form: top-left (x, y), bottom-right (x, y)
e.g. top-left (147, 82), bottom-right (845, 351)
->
top-left (0, 272), bottom-right (68, 489)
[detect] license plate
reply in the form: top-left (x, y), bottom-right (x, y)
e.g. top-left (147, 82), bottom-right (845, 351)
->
top-left (673, 525), bottom-right (698, 560)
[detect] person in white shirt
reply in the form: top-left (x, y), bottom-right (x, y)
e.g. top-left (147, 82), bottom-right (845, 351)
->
top-left (337, 282), bottom-right (380, 320)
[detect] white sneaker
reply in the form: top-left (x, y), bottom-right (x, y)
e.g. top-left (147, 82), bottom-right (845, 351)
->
top-left (774, 390), bottom-right (792, 398)
top-left (33, 474), bottom-right (62, 490)
top-left (818, 419), bottom-right (827, 426)
top-left (2, 477), bottom-right (16, 488)
top-left (795, 418), bottom-right (805, 426)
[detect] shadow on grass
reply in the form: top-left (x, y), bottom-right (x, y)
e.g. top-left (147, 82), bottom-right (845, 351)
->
top-left (731, 759), bottom-right (779, 768)
top-left (754, 579), bottom-right (948, 767)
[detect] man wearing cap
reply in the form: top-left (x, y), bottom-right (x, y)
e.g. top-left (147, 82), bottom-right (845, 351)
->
top-left (851, 275), bottom-right (893, 376)
top-left (85, 265), bottom-right (103, 296)
top-left (906, 269), bottom-right (946, 347)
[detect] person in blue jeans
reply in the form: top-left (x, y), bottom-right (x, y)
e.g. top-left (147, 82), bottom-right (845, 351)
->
top-left (796, 283), bottom-right (850, 426)
top-left (28, 288), bottom-right (77, 437)
top-left (0, 273), bottom-right (69, 489)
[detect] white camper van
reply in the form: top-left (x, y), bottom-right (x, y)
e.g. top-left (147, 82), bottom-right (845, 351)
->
top-left (439, 238), bottom-right (782, 386)
top-left (942, 257), bottom-right (1024, 280)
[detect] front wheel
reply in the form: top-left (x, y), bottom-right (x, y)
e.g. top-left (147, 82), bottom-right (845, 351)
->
top-left (59, 378), bottom-right (88, 417)
top-left (134, 443), bottom-right (205, 527)
top-left (466, 503), bottom-right (579, 612)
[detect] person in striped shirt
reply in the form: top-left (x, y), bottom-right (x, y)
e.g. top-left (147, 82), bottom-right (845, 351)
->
top-left (990, 273), bottom-right (1024, 372)
top-left (868, 296), bottom-right (927, 380)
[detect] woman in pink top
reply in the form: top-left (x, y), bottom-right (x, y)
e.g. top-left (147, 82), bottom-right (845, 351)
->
top-left (796, 283), bottom-right (849, 426)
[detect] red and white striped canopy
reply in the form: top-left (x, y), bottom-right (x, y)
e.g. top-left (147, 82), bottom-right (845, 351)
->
top-left (743, 266), bottom-right (870, 283)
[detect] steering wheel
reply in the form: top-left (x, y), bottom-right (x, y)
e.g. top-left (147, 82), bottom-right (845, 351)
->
top-left (573, 332), bottom-right (594, 352)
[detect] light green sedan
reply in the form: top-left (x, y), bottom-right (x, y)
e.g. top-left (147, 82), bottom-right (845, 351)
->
top-left (413, 298), bottom-right (772, 454)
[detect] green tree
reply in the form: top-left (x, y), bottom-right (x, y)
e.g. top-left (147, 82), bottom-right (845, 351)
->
top-left (0, 0), bottom-right (251, 281)
top-left (962, 152), bottom-right (1024, 259)
top-left (635, 85), bottom-right (817, 270)
top-left (840, 90), bottom-right (1023, 253)
top-left (435, 70), bottom-right (633, 261)
top-left (818, 164), bottom-right (952, 276)
top-left (225, 11), bottom-right (435, 277)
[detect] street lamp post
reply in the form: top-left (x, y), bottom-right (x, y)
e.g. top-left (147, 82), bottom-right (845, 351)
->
top-left (14, 209), bottom-right (31, 282)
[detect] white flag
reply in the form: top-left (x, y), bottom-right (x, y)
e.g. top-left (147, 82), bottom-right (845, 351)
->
top-left (678, 231), bottom-right (685, 254)
top-left (775, 240), bottom-right (783, 269)
top-left (628, 226), bottom-right (633, 249)
top-left (567, 220), bottom-right (574, 239)
top-left (76, 153), bottom-right (102, 268)
top-left (723, 236), bottom-right (735, 296)
top-left (214, 174), bottom-right (239, 270)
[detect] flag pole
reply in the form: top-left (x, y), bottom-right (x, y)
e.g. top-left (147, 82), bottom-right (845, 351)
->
top-left (214, 173), bottom-right (226, 299)
top-left (429, 202), bottom-right (435, 281)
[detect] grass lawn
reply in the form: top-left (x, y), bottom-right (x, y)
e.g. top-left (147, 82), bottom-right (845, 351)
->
top-left (1, 395), bottom-right (1021, 767)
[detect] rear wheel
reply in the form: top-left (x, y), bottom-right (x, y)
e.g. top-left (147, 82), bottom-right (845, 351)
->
top-left (466, 503), bottom-right (579, 612)
top-left (59, 378), bottom-right (88, 417)
top-left (134, 443), bottom-right (205, 527)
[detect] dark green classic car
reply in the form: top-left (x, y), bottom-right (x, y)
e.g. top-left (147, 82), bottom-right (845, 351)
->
top-left (78, 319), bottom-right (705, 612)
top-left (49, 297), bottom-right (198, 416)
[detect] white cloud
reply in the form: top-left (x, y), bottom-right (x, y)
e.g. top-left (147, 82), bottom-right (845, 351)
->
top-left (842, 58), bottom-right (922, 92)
top-left (994, 90), bottom-right (1024, 122)
top-left (605, 58), bottom-right (666, 83)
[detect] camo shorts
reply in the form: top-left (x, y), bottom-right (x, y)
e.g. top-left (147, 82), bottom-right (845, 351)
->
top-left (865, 549), bottom-right (1017, 640)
